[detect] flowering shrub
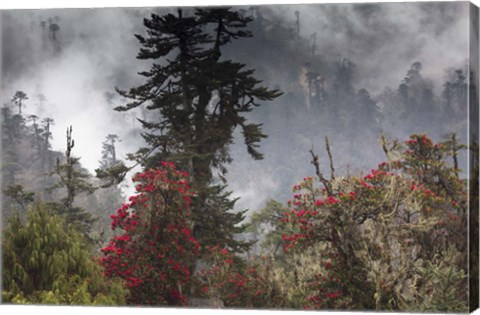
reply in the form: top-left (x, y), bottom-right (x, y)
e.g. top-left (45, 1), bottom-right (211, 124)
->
top-left (95, 136), bottom-right (468, 311)
top-left (302, 249), bottom-right (348, 309)
top-left (100, 162), bottom-right (199, 305)
top-left (279, 134), bottom-right (468, 311)
top-left (196, 246), bottom-right (278, 308)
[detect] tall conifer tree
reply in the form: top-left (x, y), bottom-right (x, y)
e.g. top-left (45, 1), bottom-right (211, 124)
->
top-left (115, 8), bottom-right (281, 252)
top-left (49, 126), bottom-right (97, 237)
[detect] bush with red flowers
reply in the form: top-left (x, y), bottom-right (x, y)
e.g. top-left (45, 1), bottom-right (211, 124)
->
top-left (96, 135), bottom-right (470, 312)
top-left (278, 134), bottom-right (468, 311)
top-left (100, 162), bottom-right (199, 305)
top-left (196, 246), bottom-right (279, 308)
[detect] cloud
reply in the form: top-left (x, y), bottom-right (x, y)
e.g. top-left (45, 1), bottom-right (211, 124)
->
top-left (268, 2), bottom-right (469, 93)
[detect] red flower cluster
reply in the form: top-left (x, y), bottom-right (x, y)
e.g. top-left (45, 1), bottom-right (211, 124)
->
top-left (279, 134), bottom-right (467, 310)
top-left (405, 134), bottom-right (432, 147)
top-left (198, 247), bottom-right (271, 308)
top-left (100, 162), bottom-right (199, 306)
top-left (305, 254), bottom-right (344, 309)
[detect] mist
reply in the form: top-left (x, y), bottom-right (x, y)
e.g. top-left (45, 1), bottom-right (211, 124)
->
top-left (1, 2), bottom-right (472, 213)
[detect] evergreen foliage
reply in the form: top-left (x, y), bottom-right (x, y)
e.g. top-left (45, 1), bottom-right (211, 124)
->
top-left (96, 134), bottom-right (129, 188)
top-left (48, 126), bottom-right (97, 237)
top-left (114, 8), bottom-right (281, 252)
top-left (246, 199), bottom-right (289, 255)
top-left (2, 185), bottom-right (35, 212)
top-left (99, 134), bottom-right (120, 169)
top-left (2, 203), bottom-right (127, 305)
top-left (0, 6), bottom-right (476, 311)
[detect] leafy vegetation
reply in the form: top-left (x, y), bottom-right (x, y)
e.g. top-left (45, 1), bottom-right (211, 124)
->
top-left (1, 5), bottom-right (477, 312)
top-left (2, 203), bottom-right (126, 305)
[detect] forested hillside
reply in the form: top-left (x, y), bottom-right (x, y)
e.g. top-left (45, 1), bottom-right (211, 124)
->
top-left (1, 90), bottom-right (125, 240)
top-left (1, 3), bottom-right (477, 312)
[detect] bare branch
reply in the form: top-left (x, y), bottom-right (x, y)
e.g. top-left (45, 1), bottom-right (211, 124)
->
top-left (325, 136), bottom-right (335, 181)
top-left (309, 147), bottom-right (332, 196)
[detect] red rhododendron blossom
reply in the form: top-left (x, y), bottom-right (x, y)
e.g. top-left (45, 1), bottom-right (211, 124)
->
top-left (277, 134), bottom-right (468, 310)
top-left (325, 196), bottom-right (340, 205)
top-left (100, 162), bottom-right (199, 306)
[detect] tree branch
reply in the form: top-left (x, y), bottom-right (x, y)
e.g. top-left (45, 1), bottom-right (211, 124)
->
top-left (309, 148), bottom-right (332, 196)
top-left (325, 136), bottom-right (335, 181)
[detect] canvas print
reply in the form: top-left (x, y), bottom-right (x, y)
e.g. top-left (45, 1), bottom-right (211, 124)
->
top-left (0, 1), bottom-right (479, 312)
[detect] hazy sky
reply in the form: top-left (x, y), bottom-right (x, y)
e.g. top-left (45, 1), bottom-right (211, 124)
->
top-left (1, 1), bottom-right (473, 211)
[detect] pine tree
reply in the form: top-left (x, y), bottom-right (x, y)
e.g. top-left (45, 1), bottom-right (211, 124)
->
top-left (99, 134), bottom-right (120, 169)
top-left (94, 134), bottom-right (126, 241)
top-left (348, 88), bottom-right (381, 141)
top-left (27, 114), bottom-right (43, 159)
top-left (41, 117), bottom-right (54, 153)
top-left (49, 126), bottom-right (97, 237)
top-left (114, 8), bottom-right (281, 252)
top-left (1, 94), bottom-right (26, 221)
top-left (399, 63), bottom-right (430, 116)
top-left (11, 91), bottom-right (28, 115)
top-left (2, 184), bottom-right (35, 212)
top-left (442, 69), bottom-right (468, 119)
top-left (96, 134), bottom-right (128, 188)
top-left (331, 58), bottom-right (355, 128)
top-left (1, 104), bottom-right (20, 186)
top-left (40, 117), bottom-right (55, 199)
